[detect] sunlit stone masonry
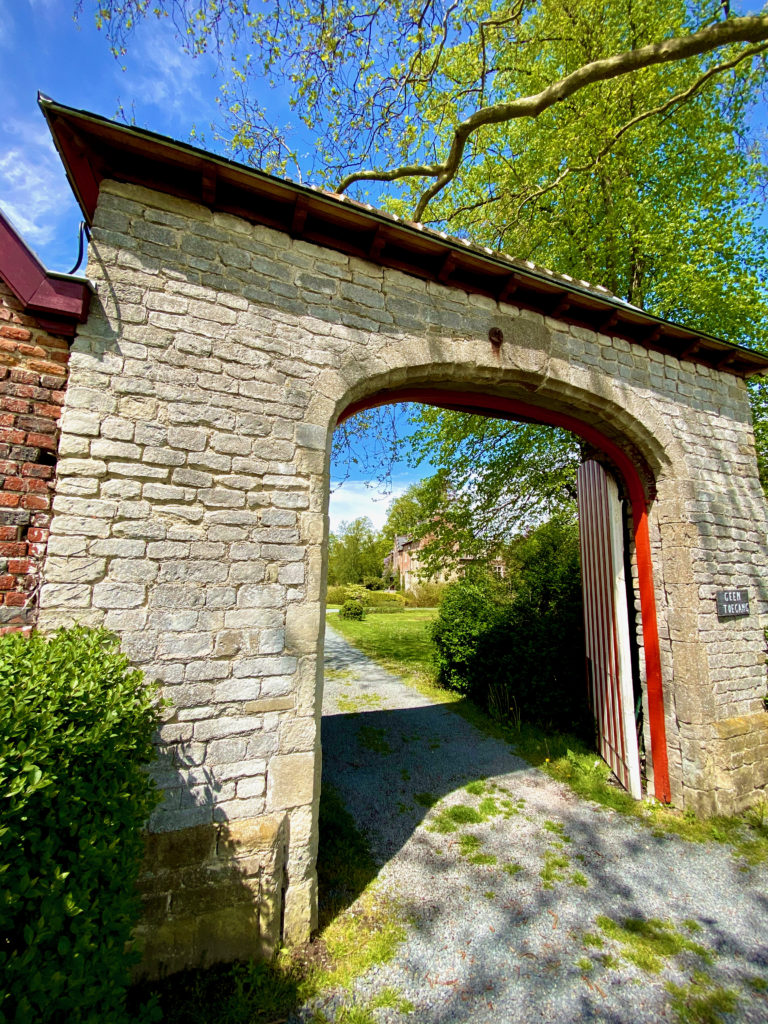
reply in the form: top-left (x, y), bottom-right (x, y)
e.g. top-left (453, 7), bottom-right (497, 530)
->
top-left (27, 98), bottom-right (768, 975)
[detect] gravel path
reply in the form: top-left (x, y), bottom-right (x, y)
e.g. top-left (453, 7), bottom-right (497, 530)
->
top-left (313, 626), bottom-right (768, 1023)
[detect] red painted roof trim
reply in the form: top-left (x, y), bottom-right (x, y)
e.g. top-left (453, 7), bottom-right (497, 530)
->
top-left (0, 209), bottom-right (91, 338)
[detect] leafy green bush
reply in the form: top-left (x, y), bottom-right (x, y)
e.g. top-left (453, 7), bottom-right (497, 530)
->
top-left (363, 591), bottom-right (406, 609)
top-left (431, 518), bottom-right (590, 734)
top-left (326, 585), bottom-right (349, 605)
top-left (404, 581), bottom-right (447, 607)
top-left (0, 627), bottom-right (162, 1023)
top-left (329, 586), bottom-right (405, 609)
top-left (430, 569), bottom-right (510, 697)
top-left (339, 599), bottom-right (366, 620)
top-left (362, 575), bottom-right (385, 591)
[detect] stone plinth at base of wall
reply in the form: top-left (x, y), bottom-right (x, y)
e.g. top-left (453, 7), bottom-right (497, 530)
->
top-left (712, 712), bottom-right (768, 815)
top-left (135, 815), bottom-right (287, 979)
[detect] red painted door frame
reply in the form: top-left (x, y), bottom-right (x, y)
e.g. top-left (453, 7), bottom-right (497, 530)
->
top-left (339, 387), bottom-right (671, 803)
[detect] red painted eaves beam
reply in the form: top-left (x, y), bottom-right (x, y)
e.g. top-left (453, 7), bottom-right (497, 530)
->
top-left (0, 210), bottom-right (91, 337)
top-left (340, 386), bottom-right (672, 804)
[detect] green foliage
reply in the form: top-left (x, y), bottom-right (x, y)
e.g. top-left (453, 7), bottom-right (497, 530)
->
top-left (540, 850), bottom-right (571, 888)
top-left (134, 784), bottom-right (404, 1023)
top-left (597, 916), bottom-right (713, 974)
top-left (339, 599), bottom-right (366, 620)
top-left (90, 4), bottom-right (768, 320)
top-left (328, 610), bottom-right (439, 687)
top-left (430, 517), bottom-right (590, 733)
top-left (751, 381), bottom-right (768, 498)
top-left (315, 784), bottom-right (378, 926)
top-left (329, 585), bottom-right (406, 609)
top-left (361, 575), bottom-right (385, 590)
top-left (89, 1), bottom-right (768, 495)
top-left (129, 958), bottom-right (306, 1024)
top-left (328, 605), bottom-right (768, 862)
top-left (665, 975), bottom-right (739, 1024)
top-left (430, 569), bottom-right (509, 695)
top-left (404, 581), bottom-right (447, 607)
top-left (406, 415), bottom-right (580, 572)
top-left (327, 518), bottom-right (387, 587)
top-left (0, 626), bottom-right (161, 1024)
top-left (378, 476), bottom-right (447, 552)
top-left (360, 590), bottom-right (406, 609)
top-left (356, 725), bottom-right (392, 754)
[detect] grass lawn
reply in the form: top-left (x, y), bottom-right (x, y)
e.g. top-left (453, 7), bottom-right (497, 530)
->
top-left (326, 610), bottom-right (768, 862)
top-left (328, 609), bottom-right (438, 684)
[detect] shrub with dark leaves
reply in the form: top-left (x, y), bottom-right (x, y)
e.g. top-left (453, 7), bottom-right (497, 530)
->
top-left (0, 627), bottom-right (161, 1023)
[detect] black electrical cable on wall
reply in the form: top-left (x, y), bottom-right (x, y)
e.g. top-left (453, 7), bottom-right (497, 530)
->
top-left (68, 221), bottom-right (91, 275)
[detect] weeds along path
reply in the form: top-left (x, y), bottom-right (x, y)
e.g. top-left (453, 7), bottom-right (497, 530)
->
top-left (315, 625), bottom-right (768, 1024)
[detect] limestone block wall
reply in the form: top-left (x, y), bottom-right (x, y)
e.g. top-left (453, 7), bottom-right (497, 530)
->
top-left (0, 281), bottom-right (70, 633)
top-left (137, 814), bottom-right (286, 975)
top-left (38, 179), bottom-right (768, 971)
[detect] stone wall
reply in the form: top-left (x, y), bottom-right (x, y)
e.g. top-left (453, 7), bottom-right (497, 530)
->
top-left (137, 814), bottom-right (286, 977)
top-left (38, 179), bottom-right (768, 972)
top-left (0, 281), bottom-right (69, 633)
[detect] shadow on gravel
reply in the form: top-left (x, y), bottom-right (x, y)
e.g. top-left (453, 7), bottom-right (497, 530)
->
top-left (322, 704), bottom-right (533, 859)
top-left (321, 703), bottom-right (768, 1023)
top-left (316, 783), bottom-right (380, 927)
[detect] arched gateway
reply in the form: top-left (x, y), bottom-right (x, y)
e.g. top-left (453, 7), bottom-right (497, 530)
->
top-left (28, 99), bottom-right (768, 974)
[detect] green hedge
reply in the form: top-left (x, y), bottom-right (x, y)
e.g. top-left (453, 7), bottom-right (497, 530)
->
top-left (363, 591), bottom-right (406, 608)
top-left (431, 519), bottom-right (590, 735)
top-left (404, 581), bottom-right (447, 607)
top-left (327, 585), bottom-right (406, 608)
top-left (0, 627), bottom-right (162, 1023)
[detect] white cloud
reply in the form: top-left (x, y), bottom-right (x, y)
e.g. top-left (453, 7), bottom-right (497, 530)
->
top-left (0, 143), bottom-right (71, 248)
top-left (115, 20), bottom-right (219, 124)
top-left (329, 481), bottom-right (406, 534)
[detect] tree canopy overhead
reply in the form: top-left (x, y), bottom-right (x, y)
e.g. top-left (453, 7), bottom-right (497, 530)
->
top-left (83, 2), bottom-right (767, 335)
top-left (82, 1), bottom-right (768, 498)
top-left (83, 5), bottom-right (768, 203)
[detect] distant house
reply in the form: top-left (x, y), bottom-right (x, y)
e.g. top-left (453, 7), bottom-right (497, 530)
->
top-left (384, 534), bottom-right (435, 592)
top-left (384, 532), bottom-right (505, 591)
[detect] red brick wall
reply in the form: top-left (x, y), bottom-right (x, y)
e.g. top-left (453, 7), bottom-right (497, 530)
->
top-left (0, 282), bottom-right (70, 633)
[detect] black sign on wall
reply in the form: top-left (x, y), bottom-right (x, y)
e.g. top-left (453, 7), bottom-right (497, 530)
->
top-left (716, 589), bottom-right (750, 619)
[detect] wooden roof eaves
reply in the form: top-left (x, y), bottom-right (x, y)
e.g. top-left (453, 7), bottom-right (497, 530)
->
top-left (38, 95), bottom-right (768, 377)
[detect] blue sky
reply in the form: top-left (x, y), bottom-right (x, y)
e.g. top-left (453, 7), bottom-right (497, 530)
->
top-left (1, 1), bottom-right (765, 532)
top-left (0, 0), bottom-right (226, 271)
top-left (0, 0), bottom-right (421, 530)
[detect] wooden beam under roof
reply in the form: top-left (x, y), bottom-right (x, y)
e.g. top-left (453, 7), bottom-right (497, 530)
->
top-left (38, 94), bottom-right (768, 378)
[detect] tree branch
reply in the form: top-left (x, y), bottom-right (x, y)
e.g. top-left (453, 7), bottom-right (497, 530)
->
top-left (512, 40), bottom-right (768, 220)
top-left (335, 14), bottom-right (768, 219)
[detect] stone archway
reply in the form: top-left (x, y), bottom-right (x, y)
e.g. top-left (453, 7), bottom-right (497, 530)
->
top-left (333, 382), bottom-right (675, 805)
top-left (33, 99), bottom-right (768, 975)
